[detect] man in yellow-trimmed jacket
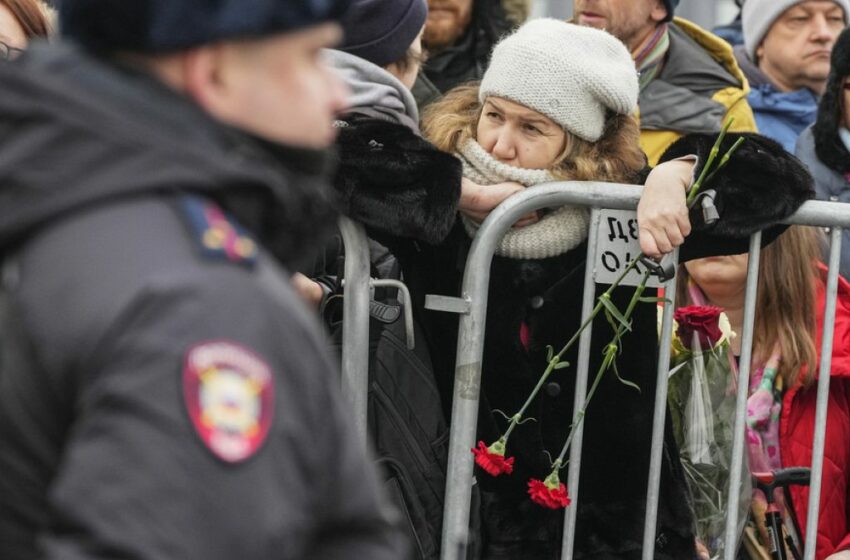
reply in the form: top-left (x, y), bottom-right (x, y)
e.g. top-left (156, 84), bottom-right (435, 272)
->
top-left (574, 0), bottom-right (758, 165)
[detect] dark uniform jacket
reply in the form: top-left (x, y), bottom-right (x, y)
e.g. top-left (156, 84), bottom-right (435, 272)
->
top-left (0, 43), bottom-right (407, 560)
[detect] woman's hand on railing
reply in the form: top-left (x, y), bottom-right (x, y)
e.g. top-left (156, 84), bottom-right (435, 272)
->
top-left (459, 177), bottom-right (539, 228)
top-left (636, 159), bottom-right (694, 259)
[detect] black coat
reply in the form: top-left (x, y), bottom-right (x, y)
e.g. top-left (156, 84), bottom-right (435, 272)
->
top-left (330, 114), bottom-right (814, 559)
top-left (0, 44), bottom-right (406, 560)
top-left (412, 0), bottom-right (512, 108)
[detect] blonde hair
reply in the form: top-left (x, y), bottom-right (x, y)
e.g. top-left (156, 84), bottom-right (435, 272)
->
top-left (420, 83), bottom-right (646, 184)
top-left (676, 226), bottom-right (824, 388)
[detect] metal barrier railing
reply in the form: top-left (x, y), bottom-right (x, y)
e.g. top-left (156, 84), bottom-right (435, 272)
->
top-left (420, 181), bottom-right (850, 560)
top-left (338, 216), bottom-right (417, 444)
top-left (338, 216), bottom-right (372, 443)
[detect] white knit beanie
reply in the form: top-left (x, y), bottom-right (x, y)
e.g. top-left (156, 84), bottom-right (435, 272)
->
top-left (743, 0), bottom-right (850, 61)
top-left (479, 19), bottom-right (638, 143)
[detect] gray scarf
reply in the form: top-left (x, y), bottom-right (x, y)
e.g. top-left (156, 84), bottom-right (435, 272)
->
top-left (457, 139), bottom-right (590, 260)
top-left (324, 49), bottom-right (419, 132)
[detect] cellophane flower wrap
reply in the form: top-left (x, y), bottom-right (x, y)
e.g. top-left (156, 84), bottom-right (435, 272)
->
top-left (665, 304), bottom-right (750, 559)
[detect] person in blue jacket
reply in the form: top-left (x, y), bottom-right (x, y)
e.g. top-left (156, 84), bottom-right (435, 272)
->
top-left (735, 0), bottom-right (849, 152)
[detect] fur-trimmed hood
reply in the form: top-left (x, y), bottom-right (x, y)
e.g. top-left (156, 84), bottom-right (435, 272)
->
top-left (813, 27), bottom-right (850, 175)
top-left (332, 114), bottom-right (461, 244)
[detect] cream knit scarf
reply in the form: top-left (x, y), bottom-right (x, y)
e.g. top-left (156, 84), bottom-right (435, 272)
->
top-left (457, 138), bottom-right (590, 260)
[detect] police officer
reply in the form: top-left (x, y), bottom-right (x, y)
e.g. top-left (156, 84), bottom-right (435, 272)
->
top-left (0, 1), bottom-right (408, 559)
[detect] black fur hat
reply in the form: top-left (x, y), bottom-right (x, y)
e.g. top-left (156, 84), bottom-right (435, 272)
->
top-left (813, 27), bottom-right (850, 176)
top-left (660, 132), bottom-right (814, 261)
top-left (60, 0), bottom-right (353, 53)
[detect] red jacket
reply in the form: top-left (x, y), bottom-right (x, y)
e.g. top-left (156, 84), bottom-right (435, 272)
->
top-left (781, 267), bottom-right (850, 559)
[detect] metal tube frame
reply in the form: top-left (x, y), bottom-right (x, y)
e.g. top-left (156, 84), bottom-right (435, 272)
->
top-left (432, 183), bottom-right (850, 560)
top-left (338, 216), bottom-right (372, 444)
top-left (641, 247), bottom-right (680, 560)
top-left (335, 182), bottom-right (850, 559)
top-left (561, 209), bottom-right (602, 558)
top-left (335, 180), bottom-right (850, 560)
top-left (803, 226), bottom-right (843, 560)
top-left (439, 182), bottom-right (643, 560)
top-left (723, 231), bottom-right (763, 560)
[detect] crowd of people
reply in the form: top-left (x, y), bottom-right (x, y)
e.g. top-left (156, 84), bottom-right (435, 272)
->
top-left (0, 1), bottom-right (849, 560)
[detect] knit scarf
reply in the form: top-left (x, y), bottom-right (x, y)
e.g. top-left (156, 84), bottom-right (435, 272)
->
top-left (457, 139), bottom-right (590, 260)
top-left (634, 23), bottom-right (670, 91)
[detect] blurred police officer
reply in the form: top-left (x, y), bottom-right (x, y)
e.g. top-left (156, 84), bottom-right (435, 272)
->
top-left (0, 1), bottom-right (408, 559)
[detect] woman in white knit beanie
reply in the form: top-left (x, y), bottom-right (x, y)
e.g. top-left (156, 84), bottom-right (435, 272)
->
top-left (419, 17), bottom-right (814, 560)
top-left (422, 19), bottom-right (701, 559)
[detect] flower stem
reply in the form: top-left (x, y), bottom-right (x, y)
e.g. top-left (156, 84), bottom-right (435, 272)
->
top-left (554, 271), bottom-right (651, 467)
top-left (499, 255), bottom-right (644, 442)
top-left (702, 136), bottom-right (746, 188)
top-left (687, 118), bottom-right (734, 206)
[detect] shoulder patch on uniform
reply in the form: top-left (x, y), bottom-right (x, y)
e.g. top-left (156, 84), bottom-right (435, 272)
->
top-left (183, 341), bottom-right (274, 463)
top-left (178, 194), bottom-right (258, 267)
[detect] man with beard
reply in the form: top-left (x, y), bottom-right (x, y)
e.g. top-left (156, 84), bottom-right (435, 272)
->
top-left (412, 0), bottom-right (513, 108)
top-left (574, 0), bottom-right (759, 165)
top-left (0, 1), bottom-right (408, 559)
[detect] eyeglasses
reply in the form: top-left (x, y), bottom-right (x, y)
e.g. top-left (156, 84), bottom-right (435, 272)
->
top-left (0, 41), bottom-right (25, 61)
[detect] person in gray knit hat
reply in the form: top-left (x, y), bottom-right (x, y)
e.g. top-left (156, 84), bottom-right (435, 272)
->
top-left (418, 17), bottom-right (812, 560)
top-left (737, 0), bottom-right (849, 152)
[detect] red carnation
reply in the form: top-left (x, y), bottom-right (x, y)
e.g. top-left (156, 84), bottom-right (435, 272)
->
top-left (528, 473), bottom-right (571, 509)
top-left (472, 440), bottom-right (515, 477)
top-left (674, 305), bottom-right (724, 351)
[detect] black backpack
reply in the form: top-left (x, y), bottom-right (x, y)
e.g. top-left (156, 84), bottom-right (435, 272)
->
top-left (319, 242), bottom-right (450, 560)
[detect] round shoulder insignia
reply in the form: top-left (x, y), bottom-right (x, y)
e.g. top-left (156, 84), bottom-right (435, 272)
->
top-left (183, 341), bottom-right (274, 463)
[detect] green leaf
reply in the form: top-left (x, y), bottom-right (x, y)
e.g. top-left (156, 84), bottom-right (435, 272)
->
top-left (599, 295), bottom-right (632, 332)
top-left (638, 296), bottom-right (671, 304)
top-left (612, 361), bottom-right (641, 393)
top-left (546, 345), bottom-right (554, 362)
top-left (554, 361), bottom-right (571, 370)
top-left (603, 308), bottom-right (618, 334)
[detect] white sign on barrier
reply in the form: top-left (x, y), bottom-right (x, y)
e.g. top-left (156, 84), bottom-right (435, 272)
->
top-left (593, 209), bottom-right (662, 288)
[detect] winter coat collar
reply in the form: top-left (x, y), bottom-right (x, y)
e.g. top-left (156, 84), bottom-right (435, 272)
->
top-left (733, 45), bottom-right (771, 88)
top-left (735, 45), bottom-right (820, 153)
top-left (0, 42), bottom-right (336, 268)
top-left (795, 127), bottom-right (849, 200)
top-left (639, 18), bottom-right (748, 135)
top-left (325, 49), bottom-right (420, 132)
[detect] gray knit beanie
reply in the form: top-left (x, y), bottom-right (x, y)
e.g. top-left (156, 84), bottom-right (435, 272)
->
top-left (479, 19), bottom-right (638, 143)
top-left (743, 0), bottom-right (850, 60)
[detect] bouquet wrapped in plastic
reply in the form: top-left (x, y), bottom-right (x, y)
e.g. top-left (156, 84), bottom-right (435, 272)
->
top-left (666, 304), bottom-right (751, 559)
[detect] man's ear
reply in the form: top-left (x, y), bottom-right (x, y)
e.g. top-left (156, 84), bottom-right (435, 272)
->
top-left (182, 45), bottom-right (230, 115)
top-left (650, 0), bottom-right (669, 24)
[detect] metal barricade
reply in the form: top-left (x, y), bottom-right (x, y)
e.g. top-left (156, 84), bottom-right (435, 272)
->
top-left (424, 181), bottom-right (850, 560)
top-left (337, 216), bottom-right (417, 444)
top-left (338, 217), bottom-right (372, 443)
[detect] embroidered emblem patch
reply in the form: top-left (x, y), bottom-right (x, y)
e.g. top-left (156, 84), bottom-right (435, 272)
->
top-left (183, 341), bottom-right (274, 463)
